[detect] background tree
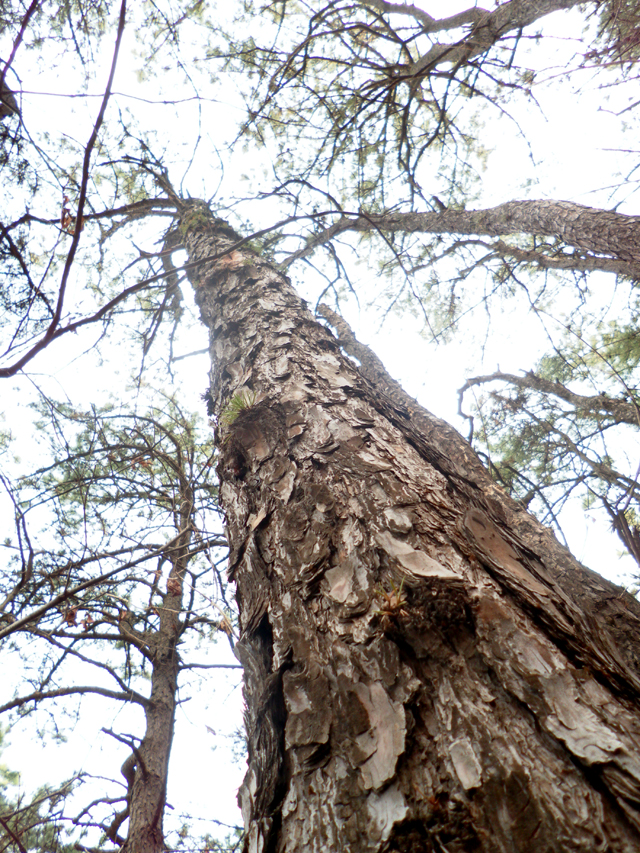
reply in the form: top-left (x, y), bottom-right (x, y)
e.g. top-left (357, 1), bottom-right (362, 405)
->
top-left (0, 397), bottom-right (237, 852)
top-left (458, 314), bottom-right (640, 565)
top-left (0, 728), bottom-right (79, 853)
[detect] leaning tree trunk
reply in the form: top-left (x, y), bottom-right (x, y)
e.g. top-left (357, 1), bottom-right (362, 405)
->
top-left (180, 201), bottom-right (640, 853)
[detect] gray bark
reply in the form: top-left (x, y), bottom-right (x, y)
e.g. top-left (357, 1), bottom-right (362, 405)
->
top-left (356, 0), bottom-right (583, 75)
top-left (408, 0), bottom-right (583, 76)
top-left (288, 201), bottom-right (640, 279)
top-left (182, 202), bottom-right (640, 853)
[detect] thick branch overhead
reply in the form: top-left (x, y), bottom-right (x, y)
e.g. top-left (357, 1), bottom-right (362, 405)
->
top-left (287, 201), bottom-right (640, 278)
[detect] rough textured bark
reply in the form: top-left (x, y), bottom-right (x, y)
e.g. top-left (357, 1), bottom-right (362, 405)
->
top-left (181, 201), bottom-right (640, 853)
top-left (403, 0), bottom-right (583, 77)
top-left (290, 201), bottom-right (640, 279)
top-left (0, 77), bottom-right (18, 120)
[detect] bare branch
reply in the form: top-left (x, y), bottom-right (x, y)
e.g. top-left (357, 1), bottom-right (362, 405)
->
top-left (0, 529), bottom-right (192, 642)
top-left (0, 684), bottom-right (147, 714)
top-left (459, 370), bottom-right (640, 428)
top-left (286, 203), bottom-right (640, 276)
top-left (0, 0), bottom-right (128, 376)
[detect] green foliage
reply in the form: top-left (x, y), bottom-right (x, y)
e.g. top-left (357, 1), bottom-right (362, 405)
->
top-left (0, 728), bottom-right (77, 853)
top-left (593, 0), bottom-right (640, 68)
top-left (199, 826), bottom-right (244, 853)
top-left (0, 394), bottom-right (237, 849)
top-left (220, 391), bottom-right (257, 427)
top-left (466, 312), bottom-right (640, 563)
top-left (0, 728), bottom-right (18, 790)
top-left (537, 313), bottom-right (640, 387)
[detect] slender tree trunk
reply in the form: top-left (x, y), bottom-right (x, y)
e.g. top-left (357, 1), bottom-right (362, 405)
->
top-left (124, 650), bottom-right (178, 853)
top-left (182, 201), bottom-right (640, 852)
top-left (116, 475), bottom-right (194, 852)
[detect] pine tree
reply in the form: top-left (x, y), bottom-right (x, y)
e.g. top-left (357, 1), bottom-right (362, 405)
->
top-left (175, 201), bottom-right (640, 852)
top-left (2, 1), bottom-right (640, 850)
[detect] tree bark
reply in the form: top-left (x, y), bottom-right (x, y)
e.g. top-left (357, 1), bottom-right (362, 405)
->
top-left (0, 78), bottom-right (18, 120)
top-left (403, 0), bottom-right (583, 78)
top-left (182, 201), bottom-right (640, 853)
top-left (115, 472), bottom-right (194, 852)
top-left (289, 202), bottom-right (640, 278)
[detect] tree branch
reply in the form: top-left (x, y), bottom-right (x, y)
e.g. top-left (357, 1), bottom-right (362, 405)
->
top-left (406, 0), bottom-right (583, 76)
top-left (0, 0), bottom-right (39, 106)
top-left (285, 202), bottom-right (640, 275)
top-left (490, 239), bottom-right (639, 277)
top-left (356, 0), bottom-right (435, 26)
top-left (0, 684), bottom-right (147, 714)
top-left (0, 816), bottom-right (28, 853)
top-left (459, 370), bottom-right (640, 428)
top-left (0, 529), bottom-right (191, 641)
top-left (0, 0), bottom-right (128, 376)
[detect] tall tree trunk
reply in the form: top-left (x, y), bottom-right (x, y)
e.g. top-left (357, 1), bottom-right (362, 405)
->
top-left (182, 201), bottom-right (640, 852)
